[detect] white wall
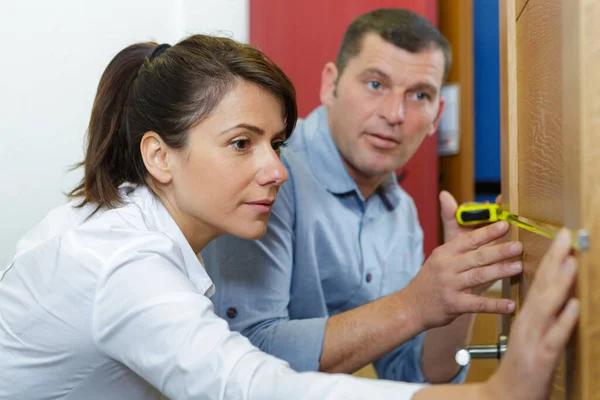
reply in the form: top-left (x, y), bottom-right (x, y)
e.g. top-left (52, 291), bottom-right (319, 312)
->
top-left (0, 0), bottom-right (249, 268)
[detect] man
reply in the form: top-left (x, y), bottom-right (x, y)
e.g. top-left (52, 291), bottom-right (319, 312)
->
top-left (202, 8), bottom-right (522, 384)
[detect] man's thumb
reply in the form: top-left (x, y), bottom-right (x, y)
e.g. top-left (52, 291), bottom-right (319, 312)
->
top-left (439, 190), bottom-right (458, 222)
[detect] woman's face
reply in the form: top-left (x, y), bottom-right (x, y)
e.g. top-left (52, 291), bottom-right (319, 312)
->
top-left (149, 80), bottom-right (289, 252)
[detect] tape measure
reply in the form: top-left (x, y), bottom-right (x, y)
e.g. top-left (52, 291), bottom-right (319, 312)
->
top-left (456, 203), bottom-right (588, 251)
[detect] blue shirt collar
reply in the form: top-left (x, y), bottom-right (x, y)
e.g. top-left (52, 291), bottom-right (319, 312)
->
top-left (302, 106), bottom-right (401, 210)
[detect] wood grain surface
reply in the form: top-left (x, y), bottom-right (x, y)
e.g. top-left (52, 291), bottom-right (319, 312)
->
top-left (510, 0), bottom-right (567, 397)
top-left (503, 0), bottom-right (600, 397)
top-left (562, 1), bottom-right (600, 398)
top-left (515, 0), bottom-right (530, 20)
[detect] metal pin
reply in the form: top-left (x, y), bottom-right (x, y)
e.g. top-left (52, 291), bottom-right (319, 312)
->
top-left (577, 229), bottom-right (590, 251)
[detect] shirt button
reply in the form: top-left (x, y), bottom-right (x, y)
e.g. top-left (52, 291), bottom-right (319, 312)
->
top-left (226, 307), bottom-right (238, 319)
top-left (366, 273), bottom-right (372, 283)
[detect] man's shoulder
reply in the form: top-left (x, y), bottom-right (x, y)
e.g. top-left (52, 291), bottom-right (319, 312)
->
top-left (279, 110), bottom-right (323, 181)
top-left (285, 106), bottom-right (327, 151)
top-left (391, 185), bottom-right (423, 234)
top-left (395, 185), bottom-right (416, 207)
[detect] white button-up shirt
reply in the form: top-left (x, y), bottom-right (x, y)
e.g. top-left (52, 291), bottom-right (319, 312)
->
top-left (0, 185), bottom-right (426, 399)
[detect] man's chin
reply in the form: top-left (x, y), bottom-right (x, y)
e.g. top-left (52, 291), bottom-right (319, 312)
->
top-left (359, 160), bottom-right (402, 177)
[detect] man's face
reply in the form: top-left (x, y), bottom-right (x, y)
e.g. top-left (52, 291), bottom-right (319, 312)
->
top-left (321, 33), bottom-right (445, 183)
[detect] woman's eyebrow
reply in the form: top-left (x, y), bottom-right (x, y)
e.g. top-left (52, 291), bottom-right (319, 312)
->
top-left (220, 123), bottom-right (265, 136)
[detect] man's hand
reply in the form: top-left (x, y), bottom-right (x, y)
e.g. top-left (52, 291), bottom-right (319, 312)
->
top-left (405, 219), bottom-right (523, 331)
top-left (439, 191), bottom-right (508, 295)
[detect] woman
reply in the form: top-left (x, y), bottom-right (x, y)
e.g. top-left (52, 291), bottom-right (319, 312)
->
top-left (0, 34), bottom-right (579, 399)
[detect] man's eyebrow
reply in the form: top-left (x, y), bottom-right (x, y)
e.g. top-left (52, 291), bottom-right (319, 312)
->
top-left (358, 67), bottom-right (392, 82)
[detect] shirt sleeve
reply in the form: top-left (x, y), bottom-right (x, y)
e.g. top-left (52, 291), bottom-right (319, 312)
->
top-left (91, 232), bottom-right (428, 399)
top-left (201, 177), bottom-right (327, 372)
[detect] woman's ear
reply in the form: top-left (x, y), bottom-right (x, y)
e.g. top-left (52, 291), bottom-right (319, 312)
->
top-left (140, 131), bottom-right (173, 184)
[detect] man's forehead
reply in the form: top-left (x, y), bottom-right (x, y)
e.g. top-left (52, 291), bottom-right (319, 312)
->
top-left (349, 34), bottom-right (445, 85)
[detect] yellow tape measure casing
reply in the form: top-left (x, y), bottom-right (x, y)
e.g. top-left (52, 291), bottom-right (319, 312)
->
top-left (456, 203), bottom-right (502, 226)
top-left (455, 202), bottom-right (586, 251)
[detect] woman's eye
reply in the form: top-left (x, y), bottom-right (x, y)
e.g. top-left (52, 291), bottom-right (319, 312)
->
top-left (231, 139), bottom-right (250, 151)
top-left (367, 81), bottom-right (382, 90)
top-left (272, 140), bottom-right (288, 152)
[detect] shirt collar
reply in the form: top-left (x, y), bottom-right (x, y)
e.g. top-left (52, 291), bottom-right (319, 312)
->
top-left (377, 173), bottom-right (402, 210)
top-left (302, 105), bottom-right (402, 210)
top-left (121, 183), bottom-right (216, 297)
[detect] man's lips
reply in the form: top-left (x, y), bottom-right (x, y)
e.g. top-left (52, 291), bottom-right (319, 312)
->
top-left (365, 132), bottom-right (401, 149)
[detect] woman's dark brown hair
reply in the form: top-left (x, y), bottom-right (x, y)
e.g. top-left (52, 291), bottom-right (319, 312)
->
top-left (69, 34), bottom-right (297, 208)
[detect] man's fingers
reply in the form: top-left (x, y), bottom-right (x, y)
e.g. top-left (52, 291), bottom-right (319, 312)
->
top-left (456, 241), bottom-right (523, 273)
top-left (458, 261), bottom-right (522, 290)
top-left (447, 221), bottom-right (511, 253)
top-left (457, 294), bottom-right (516, 314)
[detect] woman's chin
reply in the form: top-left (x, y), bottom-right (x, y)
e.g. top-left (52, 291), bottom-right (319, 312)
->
top-left (229, 222), bottom-right (268, 241)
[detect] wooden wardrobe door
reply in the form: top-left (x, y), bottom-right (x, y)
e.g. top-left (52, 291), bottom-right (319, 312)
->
top-left (500, 0), bottom-right (600, 398)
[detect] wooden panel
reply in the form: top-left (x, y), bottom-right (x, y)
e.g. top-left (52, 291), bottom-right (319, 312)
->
top-left (515, 0), bottom-right (564, 313)
top-left (516, 0), bottom-right (564, 228)
top-left (515, 0), bottom-right (530, 20)
top-left (562, 1), bottom-right (600, 398)
top-left (438, 0), bottom-right (474, 207)
top-left (499, 0), bottom-right (520, 333)
top-left (353, 364), bottom-right (377, 379)
top-left (515, 0), bottom-right (566, 398)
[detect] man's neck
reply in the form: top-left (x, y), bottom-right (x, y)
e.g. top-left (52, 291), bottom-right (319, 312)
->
top-left (342, 159), bottom-right (387, 199)
top-left (355, 177), bottom-right (386, 199)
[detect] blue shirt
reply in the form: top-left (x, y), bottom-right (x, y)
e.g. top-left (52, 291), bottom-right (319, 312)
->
top-left (202, 106), bottom-right (467, 383)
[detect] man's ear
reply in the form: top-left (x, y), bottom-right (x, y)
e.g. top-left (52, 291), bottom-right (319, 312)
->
top-left (428, 97), bottom-right (446, 136)
top-left (140, 131), bottom-right (173, 184)
top-left (320, 62), bottom-right (339, 106)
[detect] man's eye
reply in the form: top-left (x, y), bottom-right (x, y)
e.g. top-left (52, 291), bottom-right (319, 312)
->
top-left (367, 81), bottom-right (382, 90)
top-left (272, 140), bottom-right (288, 152)
top-left (414, 92), bottom-right (431, 101)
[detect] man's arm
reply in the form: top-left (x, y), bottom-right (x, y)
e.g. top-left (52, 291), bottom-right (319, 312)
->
top-left (416, 192), bottom-right (518, 383)
top-left (204, 183), bottom-right (522, 378)
top-left (421, 313), bottom-right (475, 382)
top-left (319, 220), bottom-right (521, 376)
top-left (320, 288), bottom-right (423, 373)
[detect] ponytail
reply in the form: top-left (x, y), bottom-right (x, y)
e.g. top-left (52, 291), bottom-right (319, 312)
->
top-left (69, 42), bottom-right (155, 208)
